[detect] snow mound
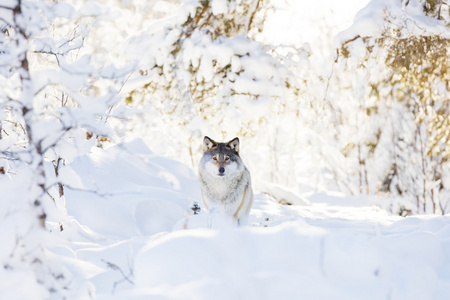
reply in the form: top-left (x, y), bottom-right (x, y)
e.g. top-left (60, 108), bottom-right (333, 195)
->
top-left (134, 216), bottom-right (450, 300)
top-left (259, 182), bottom-right (311, 205)
top-left (65, 139), bottom-right (200, 239)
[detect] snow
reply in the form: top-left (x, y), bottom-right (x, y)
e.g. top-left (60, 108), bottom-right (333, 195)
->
top-left (41, 139), bottom-right (450, 299)
top-left (46, 2), bottom-right (77, 19)
top-left (211, 0), bottom-right (228, 15)
top-left (336, 0), bottom-right (390, 44)
top-left (3, 0), bottom-right (450, 298)
top-left (78, 2), bottom-right (105, 17)
top-left (337, 0), bottom-right (450, 44)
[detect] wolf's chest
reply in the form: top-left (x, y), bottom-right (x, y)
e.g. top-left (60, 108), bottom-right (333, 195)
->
top-left (202, 174), bottom-right (244, 206)
top-left (212, 179), bottom-right (233, 199)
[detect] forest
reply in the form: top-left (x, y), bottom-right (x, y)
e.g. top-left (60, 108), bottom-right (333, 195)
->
top-left (1, 0), bottom-right (450, 299)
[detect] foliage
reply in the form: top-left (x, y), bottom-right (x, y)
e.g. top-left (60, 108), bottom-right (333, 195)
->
top-left (384, 35), bottom-right (450, 161)
top-left (125, 0), bottom-right (298, 139)
top-left (0, 0), bottom-right (129, 297)
top-left (121, 0), bottom-right (347, 194)
top-left (337, 0), bottom-right (450, 214)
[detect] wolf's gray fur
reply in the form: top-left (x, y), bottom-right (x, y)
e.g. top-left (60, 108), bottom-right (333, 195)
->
top-left (198, 136), bottom-right (253, 225)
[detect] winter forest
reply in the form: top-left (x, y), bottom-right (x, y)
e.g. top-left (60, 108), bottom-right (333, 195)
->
top-left (1, 0), bottom-right (450, 299)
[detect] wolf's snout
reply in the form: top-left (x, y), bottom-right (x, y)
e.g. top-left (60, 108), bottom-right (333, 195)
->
top-left (218, 167), bottom-right (225, 174)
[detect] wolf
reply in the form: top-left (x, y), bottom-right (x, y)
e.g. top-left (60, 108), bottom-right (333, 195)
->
top-left (198, 136), bottom-right (253, 225)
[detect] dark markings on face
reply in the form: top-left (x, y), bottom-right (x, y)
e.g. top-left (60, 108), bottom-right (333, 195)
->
top-left (207, 143), bottom-right (239, 158)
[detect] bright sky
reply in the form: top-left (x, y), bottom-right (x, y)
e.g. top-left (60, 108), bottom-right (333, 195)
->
top-left (261, 0), bottom-right (370, 49)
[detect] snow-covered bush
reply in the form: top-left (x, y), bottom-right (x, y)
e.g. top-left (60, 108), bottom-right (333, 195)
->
top-left (335, 0), bottom-right (450, 214)
top-left (125, 0), bottom-right (296, 138)
top-left (120, 0), bottom-right (348, 195)
top-left (0, 1), bottom-right (75, 297)
top-left (0, 0), bottom-right (131, 296)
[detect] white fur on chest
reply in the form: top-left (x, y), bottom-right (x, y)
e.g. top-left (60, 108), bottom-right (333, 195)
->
top-left (200, 171), bottom-right (248, 214)
top-left (210, 177), bottom-right (234, 199)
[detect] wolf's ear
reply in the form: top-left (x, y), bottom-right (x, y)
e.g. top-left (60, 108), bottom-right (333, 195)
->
top-left (203, 136), bottom-right (217, 152)
top-left (226, 137), bottom-right (239, 153)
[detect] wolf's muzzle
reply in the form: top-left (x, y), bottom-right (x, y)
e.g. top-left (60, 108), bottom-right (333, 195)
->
top-left (218, 167), bottom-right (225, 175)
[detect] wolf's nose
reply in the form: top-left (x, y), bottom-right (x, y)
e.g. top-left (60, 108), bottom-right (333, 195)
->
top-left (218, 167), bottom-right (225, 174)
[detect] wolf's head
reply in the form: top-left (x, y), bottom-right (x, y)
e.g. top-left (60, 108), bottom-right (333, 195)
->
top-left (200, 136), bottom-right (243, 177)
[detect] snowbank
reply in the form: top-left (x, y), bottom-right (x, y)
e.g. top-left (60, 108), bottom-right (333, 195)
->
top-left (134, 215), bottom-right (450, 300)
top-left (64, 139), bottom-right (200, 239)
top-left (51, 140), bottom-right (450, 299)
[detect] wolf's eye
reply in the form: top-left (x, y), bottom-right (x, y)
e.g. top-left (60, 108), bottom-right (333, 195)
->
top-left (213, 156), bottom-right (218, 161)
top-left (225, 156), bottom-right (230, 161)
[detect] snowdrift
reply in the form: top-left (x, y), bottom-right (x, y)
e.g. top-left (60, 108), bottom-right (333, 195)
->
top-left (44, 139), bottom-right (450, 299)
top-left (65, 139), bottom-right (200, 238)
top-left (135, 218), bottom-right (450, 300)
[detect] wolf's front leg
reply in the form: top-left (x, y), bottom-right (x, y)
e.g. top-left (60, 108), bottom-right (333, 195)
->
top-left (207, 207), bottom-right (238, 228)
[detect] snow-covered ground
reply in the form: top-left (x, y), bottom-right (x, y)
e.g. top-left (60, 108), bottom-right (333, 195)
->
top-left (3, 1), bottom-right (450, 299)
top-left (51, 140), bottom-right (450, 300)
